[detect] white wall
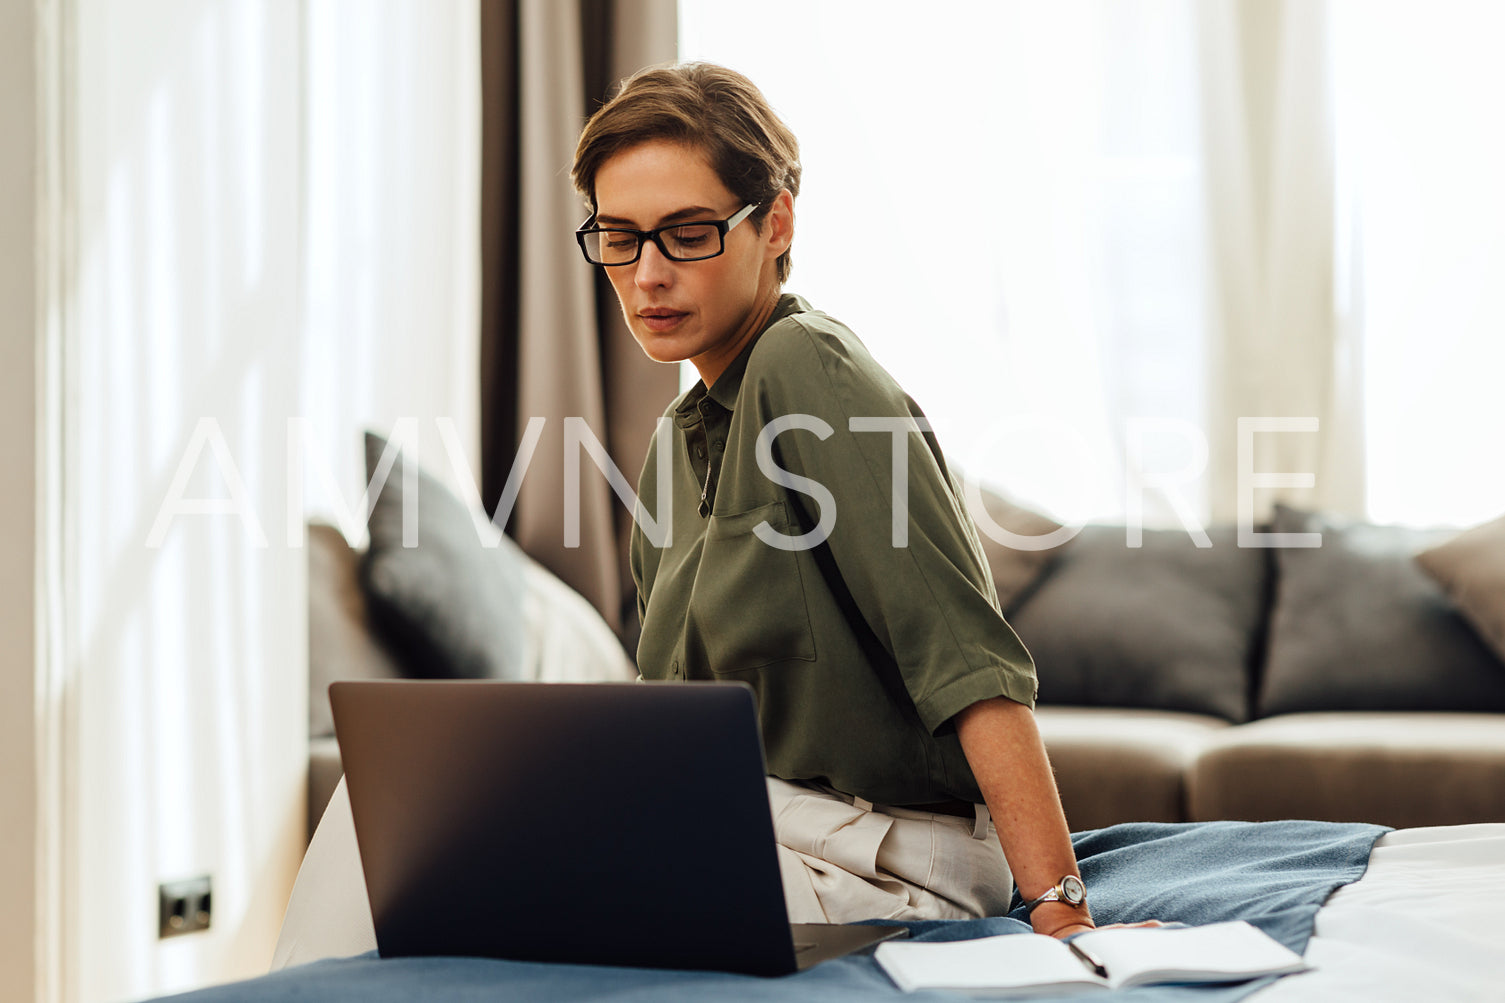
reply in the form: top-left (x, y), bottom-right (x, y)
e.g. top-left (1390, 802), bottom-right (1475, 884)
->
top-left (1, 0), bottom-right (41, 997)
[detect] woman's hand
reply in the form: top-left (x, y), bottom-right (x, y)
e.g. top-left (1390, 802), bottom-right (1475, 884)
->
top-left (1029, 899), bottom-right (1163, 940)
top-left (1028, 901), bottom-right (1096, 939)
top-left (1045, 919), bottom-right (1165, 940)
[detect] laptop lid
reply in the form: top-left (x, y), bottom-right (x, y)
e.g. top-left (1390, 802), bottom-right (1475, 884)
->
top-left (330, 679), bottom-right (816, 975)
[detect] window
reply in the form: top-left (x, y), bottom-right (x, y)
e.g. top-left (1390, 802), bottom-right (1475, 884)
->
top-left (683, 0), bottom-right (1505, 529)
top-left (1332, 0), bottom-right (1505, 526)
top-left (681, 0), bottom-right (1208, 526)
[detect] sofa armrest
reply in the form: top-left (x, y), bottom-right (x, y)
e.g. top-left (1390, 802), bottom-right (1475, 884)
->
top-left (1036, 707), bottom-right (1229, 829)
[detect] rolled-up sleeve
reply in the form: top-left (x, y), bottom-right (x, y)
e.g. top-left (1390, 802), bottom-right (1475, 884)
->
top-left (743, 319), bottom-right (1038, 734)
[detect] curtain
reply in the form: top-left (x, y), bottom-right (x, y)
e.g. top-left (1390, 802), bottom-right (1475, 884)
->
top-left (1330, 0), bottom-right (1505, 528)
top-left (1197, 0), bottom-right (1365, 524)
top-left (301, 0), bottom-right (481, 537)
top-left (480, 0), bottom-right (677, 636)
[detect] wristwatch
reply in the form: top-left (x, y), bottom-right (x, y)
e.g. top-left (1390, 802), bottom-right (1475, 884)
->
top-left (1022, 874), bottom-right (1087, 913)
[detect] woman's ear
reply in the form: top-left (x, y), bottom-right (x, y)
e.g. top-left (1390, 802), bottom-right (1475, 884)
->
top-left (765, 188), bottom-right (795, 257)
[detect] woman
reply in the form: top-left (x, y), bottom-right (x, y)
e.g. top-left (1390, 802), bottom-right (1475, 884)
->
top-left (572, 62), bottom-right (1098, 939)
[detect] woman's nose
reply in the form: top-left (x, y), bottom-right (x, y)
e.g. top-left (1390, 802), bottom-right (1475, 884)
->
top-left (634, 239), bottom-right (674, 289)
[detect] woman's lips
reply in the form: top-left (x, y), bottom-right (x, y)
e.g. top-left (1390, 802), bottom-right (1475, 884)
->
top-left (639, 309), bottom-right (688, 333)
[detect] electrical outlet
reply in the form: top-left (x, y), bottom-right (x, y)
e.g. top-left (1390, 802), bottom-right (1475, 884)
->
top-left (158, 876), bottom-right (212, 938)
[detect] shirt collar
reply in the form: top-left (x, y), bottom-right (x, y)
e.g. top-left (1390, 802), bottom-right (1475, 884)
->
top-left (702, 293), bottom-right (808, 411)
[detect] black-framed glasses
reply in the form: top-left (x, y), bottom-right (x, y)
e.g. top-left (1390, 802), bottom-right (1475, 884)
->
top-left (575, 203), bottom-right (759, 266)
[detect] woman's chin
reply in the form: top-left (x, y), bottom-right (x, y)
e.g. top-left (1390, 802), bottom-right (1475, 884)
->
top-left (632, 333), bottom-right (692, 366)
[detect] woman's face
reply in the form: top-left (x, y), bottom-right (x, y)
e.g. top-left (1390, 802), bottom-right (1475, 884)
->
top-left (593, 140), bottom-right (791, 387)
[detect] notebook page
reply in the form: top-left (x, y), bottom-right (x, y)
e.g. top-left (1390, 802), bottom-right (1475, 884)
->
top-left (1073, 921), bottom-right (1306, 988)
top-left (875, 934), bottom-right (1106, 994)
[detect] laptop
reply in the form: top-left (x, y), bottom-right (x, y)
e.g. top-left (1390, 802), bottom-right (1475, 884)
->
top-left (329, 679), bottom-right (907, 975)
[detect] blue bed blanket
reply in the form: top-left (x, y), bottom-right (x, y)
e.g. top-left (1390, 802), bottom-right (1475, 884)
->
top-left (156, 820), bottom-right (1388, 1003)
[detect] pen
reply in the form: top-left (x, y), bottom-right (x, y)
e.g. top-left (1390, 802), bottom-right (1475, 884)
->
top-left (1067, 938), bottom-right (1108, 978)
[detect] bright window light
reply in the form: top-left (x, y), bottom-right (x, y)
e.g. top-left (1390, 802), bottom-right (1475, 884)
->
top-left (1333, 0), bottom-right (1505, 527)
top-left (680, 0), bottom-right (1207, 526)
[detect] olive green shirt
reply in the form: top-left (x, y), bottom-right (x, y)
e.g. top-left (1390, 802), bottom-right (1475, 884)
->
top-left (630, 294), bottom-right (1037, 805)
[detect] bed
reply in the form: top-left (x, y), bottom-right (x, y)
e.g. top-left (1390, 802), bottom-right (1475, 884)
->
top-left (1259, 823), bottom-right (1504, 1001)
top-left (150, 782), bottom-right (1505, 1002)
top-left (261, 446), bottom-right (1505, 1001)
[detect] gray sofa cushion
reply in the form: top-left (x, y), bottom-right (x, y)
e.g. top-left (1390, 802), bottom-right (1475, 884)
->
top-left (1006, 524), bottom-right (1266, 722)
top-left (1257, 506), bottom-right (1505, 717)
top-left (359, 431), bottom-right (529, 681)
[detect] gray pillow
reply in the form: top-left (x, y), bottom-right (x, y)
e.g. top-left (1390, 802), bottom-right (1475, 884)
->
top-left (1006, 524), bottom-right (1266, 722)
top-left (965, 485), bottom-right (1074, 612)
top-left (359, 431), bottom-right (528, 681)
top-left (1257, 506), bottom-right (1505, 716)
top-left (1415, 512), bottom-right (1505, 665)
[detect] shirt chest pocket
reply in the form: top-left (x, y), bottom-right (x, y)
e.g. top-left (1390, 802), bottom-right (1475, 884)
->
top-left (691, 500), bottom-right (817, 674)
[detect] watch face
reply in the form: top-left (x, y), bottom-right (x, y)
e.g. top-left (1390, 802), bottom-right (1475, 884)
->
top-left (1061, 875), bottom-right (1086, 905)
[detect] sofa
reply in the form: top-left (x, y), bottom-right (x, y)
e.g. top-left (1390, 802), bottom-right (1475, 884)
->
top-left (976, 498), bottom-right (1505, 830)
top-left (307, 433), bottom-right (1505, 837)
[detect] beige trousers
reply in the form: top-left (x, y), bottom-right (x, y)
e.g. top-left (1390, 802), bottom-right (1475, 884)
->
top-left (767, 778), bottom-right (1016, 924)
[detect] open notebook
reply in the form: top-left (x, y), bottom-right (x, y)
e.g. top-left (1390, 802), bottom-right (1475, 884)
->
top-left (876, 920), bottom-right (1308, 995)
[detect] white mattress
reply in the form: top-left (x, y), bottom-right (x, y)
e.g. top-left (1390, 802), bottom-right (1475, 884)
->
top-left (1254, 823), bottom-right (1505, 1003)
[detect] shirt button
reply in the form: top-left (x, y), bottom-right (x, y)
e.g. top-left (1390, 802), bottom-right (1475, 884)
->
top-left (713, 440), bottom-right (724, 452)
top-left (671, 660), bottom-right (680, 678)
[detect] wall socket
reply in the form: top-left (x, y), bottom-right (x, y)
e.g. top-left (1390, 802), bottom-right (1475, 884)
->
top-left (158, 876), bottom-right (212, 938)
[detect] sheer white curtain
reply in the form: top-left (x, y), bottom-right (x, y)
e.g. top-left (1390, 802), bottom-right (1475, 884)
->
top-left (66, 2), bottom-right (309, 998)
top-left (681, 1), bottom-right (1212, 528)
top-left (1332, 0), bottom-right (1505, 528)
top-left (52, 2), bottom-right (480, 999)
top-left (1198, 0), bottom-right (1363, 525)
top-left (299, 0), bottom-right (481, 535)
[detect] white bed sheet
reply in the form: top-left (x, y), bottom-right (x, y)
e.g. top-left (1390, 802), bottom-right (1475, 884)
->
top-left (1254, 823), bottom-right (1505, 1003)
